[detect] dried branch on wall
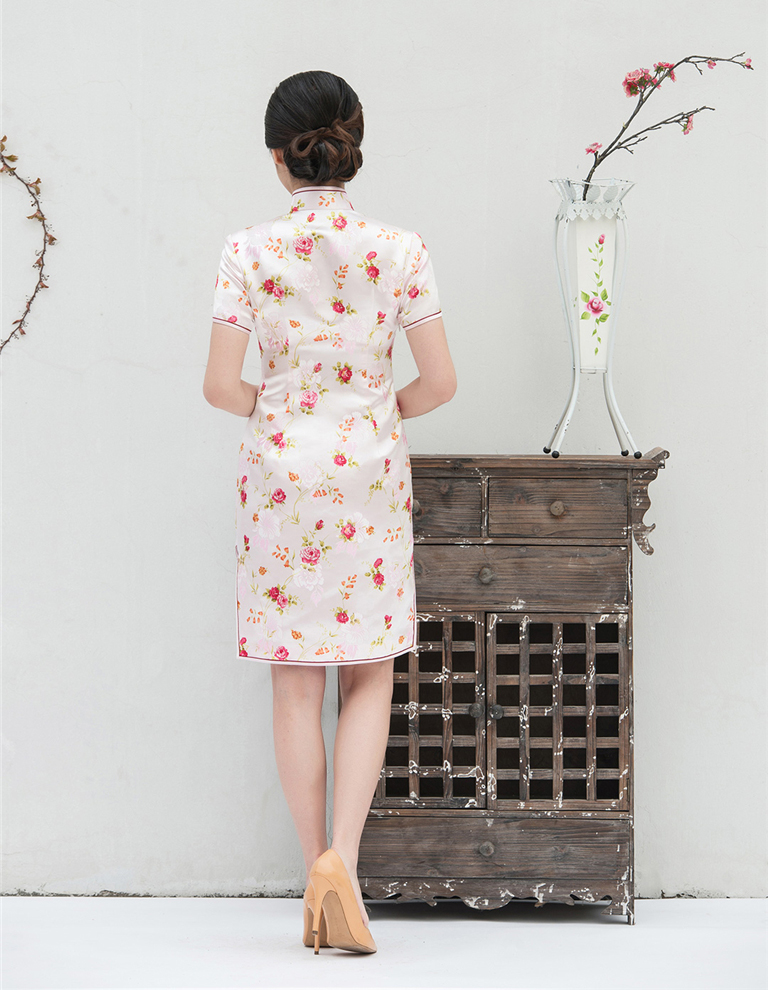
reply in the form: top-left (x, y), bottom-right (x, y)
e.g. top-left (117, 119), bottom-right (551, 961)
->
top-left (0, 135), bottom-right (57, 354)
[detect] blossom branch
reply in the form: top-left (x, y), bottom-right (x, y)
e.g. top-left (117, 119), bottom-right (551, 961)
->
top-left (581, 52), bottom-right (754, 198)
top-left (0, 135), bottom-right (57, 354)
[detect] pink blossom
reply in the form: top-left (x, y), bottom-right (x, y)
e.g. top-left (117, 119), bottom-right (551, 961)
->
top-left (586, 296), bottom-right (605, 316)
top-left (272, 488), bottom-right (286, 503)
top-left (374, 557), bottom-right (383, 567)
top-left (268, 586), bottom-right (281, 600)
top-left (745, 57), bottom-right (752, 67)
top-left (314, 362), bottom-right (322, 372)
top-left (334, 453), bottom-right (347, 467)
top-left (332, 216), bottom-right (347, 230)
top-left (332, 300), bottom-right (345, 313)
top-left (315, 519), bottom-right (324, 530)
top-left (276, 593), bottom-right (288, 609)
top-left (707, 59), bottom-right (717, 69)
top-left (366, 250), bottom-right (377, 260)
top-left (264, 278), bottom-right (275, 293)
top-left (340, 522), bottom-right (355, 540)
top-left (228, 315), bottom-right (237, 323)
top-left (307, 212), bottom-right (316, 221)
top-left (300, 389), bottom-right (318, 410)
top-left (654, 61), bottom-right (676, 82)
top-left (273, 284), bottom-right (285, 300)
top-left (683, 115), bottom-right (694, 135)
top-left (301, 546), bottom-right (321, 565)
top-left (336, 610), bottom-right (349, 624)
top-left (622, 67), bottom-right (656, 97)
top-left (294, 235), bottom-right (313, 255)
top-left (337, 366), bottom-right (352, 384)
top-left (239, 637), bottom-right (248, 656)
top-left (274, 646), bottom-right (289, 660)
top-left (373, 572), bottom-right (384, 586)
top-left (598, 234), bottom-right (605, 244)
top-left (377, 310), bottom-right (385, 321)
top-left (366, 264), bottom-right (380, 279)
top-left (585, 142), bottom-right (602, 155)
top-left (408, 285), bottom-right (420, 299)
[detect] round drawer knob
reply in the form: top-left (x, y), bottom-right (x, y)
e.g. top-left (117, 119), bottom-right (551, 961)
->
top-left (412, 498), bottom-right (421, 516)
top-left (477, 566), bottom-right (495, 584)
top-left (489, 704), bottom-right (504, 720)
top-left (478, 841), bottom-right (495, 858)
top-left (468, 702), bottom-right (483, 718)
top-left (549, 499), bottom-right (566, 516)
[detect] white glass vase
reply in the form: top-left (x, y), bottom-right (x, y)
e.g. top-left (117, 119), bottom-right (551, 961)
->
top-left (546, 177), bottom-right (641, 457)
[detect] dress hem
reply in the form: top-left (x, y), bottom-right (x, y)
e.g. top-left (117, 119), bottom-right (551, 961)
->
top-left (238, 639), bottom-right (415, 666)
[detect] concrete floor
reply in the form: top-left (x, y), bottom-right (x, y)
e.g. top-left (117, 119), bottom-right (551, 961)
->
top-left (2, 895), bottom-right (766, 989)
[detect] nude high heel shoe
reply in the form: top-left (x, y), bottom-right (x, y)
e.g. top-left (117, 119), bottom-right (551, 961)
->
top-left (302, 882), bottom-right (329, 947)
top-left (308, 848), bottom-right (377, 954)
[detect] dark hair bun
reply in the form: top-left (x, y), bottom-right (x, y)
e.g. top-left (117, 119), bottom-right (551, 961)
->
top-left (265, 71), bottom-right (364, 185)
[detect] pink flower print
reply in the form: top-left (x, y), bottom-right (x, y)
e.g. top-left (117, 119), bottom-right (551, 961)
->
top-left (272, 488), bottom-right (287, 503)
top-left (745, 58), bottom-right (752, 68)
top-left (384, 614), bottom-right (392, 629)
top-left (366, 251), bottom-right (377, 260)
top-left (228, 315), bottom-right (238, 323)
top-left (268, 586), bottom-right (281, 600)
top-left (314, 362), bottom-right (323, 372)
top-left (373, 572), bottom-right (384, 587)
top-left (707, 59), bottom-right (717, 69)
top-left (366, 264), bottom-right (380, 280)
top-left (301, 546), bottom-right (321, 566)
top-left (271, 431), bottom-right (286, 450)
top-left (585, 142), bottom-right (602, 155)
top-left (377, 311), bottom-right (386, 323)
top-left (374, 557), bottom-right (383, 567)
top-left (273, 284), bottom-right (285, 300)
top-left (243, 535), bottom-right (250, 551)
top-left (239, 637), bottom-right (249, 656)
top-left (586, 296), bottom-right (605, 316)
top-left (336, 610), bottom-right (349, 624)
top-left (264, 278), bottom-right (275, 294)
top-left (683, 116), bottom-right (694, 135)
top-left (239, 487), bottom-right (247, 507)
top-left (232, 241), bottom-right (239, 253)
top-left (340, 522), bottom-right (356, 541)
top-left (334, 453), bottom-right (347, 467)
top-left (294, 235), bottom-right (314, 256)
top-left (337, 364), bottom-right (353, 384)
top-left (408, 285), bottom-right (420, 299)
top-left (274, 646), bottom-right (289, 660)
top-left (300, 389), bottom-right (319, 410)
top-left (384, 457), bottom-right (391, 473)
top-left (598, 234), bottom-right (605, 244)
top-left (332, 300), bottom-right (345, 314)
top-left (276, 593), bottom-right (288, 609)
top-left (316, 519), bottom-right (324, 530)
top-left (332, 215), bottom-right (347, 230)
top-left (405, 495), bottom-right (411, 513)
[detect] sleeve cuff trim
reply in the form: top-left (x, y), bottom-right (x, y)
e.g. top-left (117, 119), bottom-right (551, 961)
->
top-left (213, 317), bottom-right (252, 334)
top-left (403, 310), bottom-right (442, 330)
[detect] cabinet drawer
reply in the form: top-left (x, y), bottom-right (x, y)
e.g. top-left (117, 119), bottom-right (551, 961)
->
top-left (414, 544), bottom-right (628, 610)
top-left (359, 815), bottom-right (630, 880)
top-left (412, 477), bottom-right (483, 537)
top-left (488, 477), bottom-right (628, 539)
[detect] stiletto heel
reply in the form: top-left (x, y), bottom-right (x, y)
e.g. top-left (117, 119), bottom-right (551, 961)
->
top-left (308, 848), bottom-right (377, 954)
top-left (303, 883), bottom-right (329, 948)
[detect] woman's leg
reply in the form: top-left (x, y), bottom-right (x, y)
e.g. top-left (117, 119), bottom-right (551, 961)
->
top-left (332, 656), bottom-right (395, 926)
top-left (270, 663), bottom-right (329, 884)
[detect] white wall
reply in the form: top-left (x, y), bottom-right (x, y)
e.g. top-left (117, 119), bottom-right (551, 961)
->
top-left (3, 0), bottom-right (765, 898)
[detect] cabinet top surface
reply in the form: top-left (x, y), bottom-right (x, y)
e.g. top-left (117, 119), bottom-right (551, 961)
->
top-left (410, 447), bottom-right (670, 475)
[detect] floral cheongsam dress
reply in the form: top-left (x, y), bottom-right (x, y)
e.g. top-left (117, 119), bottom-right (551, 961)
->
top-left (212, 185), bottom-right (442, 665)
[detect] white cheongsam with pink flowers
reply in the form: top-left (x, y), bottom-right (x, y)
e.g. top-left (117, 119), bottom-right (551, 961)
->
top-left (212, 184), bottom-right (442, 665)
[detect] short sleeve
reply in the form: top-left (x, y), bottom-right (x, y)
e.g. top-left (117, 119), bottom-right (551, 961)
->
top-left (212, 234), bottom-right (256, 334)
top-left (398, 231), bottom-right (442, 330)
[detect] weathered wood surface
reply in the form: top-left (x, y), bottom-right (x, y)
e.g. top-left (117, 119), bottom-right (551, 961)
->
top-left (413, 544), bottom-right (629, 611)
top-left (358, 814), bottom-right (630, 880)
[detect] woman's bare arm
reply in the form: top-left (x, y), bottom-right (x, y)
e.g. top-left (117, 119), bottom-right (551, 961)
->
top-left (396, 316), bottom-right (457, 419)
top-left (203, 323), bottom-right (259, 416)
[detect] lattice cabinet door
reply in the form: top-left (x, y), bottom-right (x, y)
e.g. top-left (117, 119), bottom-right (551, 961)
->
top-left (486, 612), bottom-right (630, 811)
top-left (371, 611), bottom-right (487, 809)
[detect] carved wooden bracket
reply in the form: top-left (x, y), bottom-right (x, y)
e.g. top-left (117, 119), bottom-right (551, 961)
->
top-left (631, 447), bottom-right (671, 555)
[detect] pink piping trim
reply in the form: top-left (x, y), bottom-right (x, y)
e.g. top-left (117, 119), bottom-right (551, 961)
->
top-left (403, 310), bottom-right (442, 330)
top-left (213, 317), bottom-right (252, 334)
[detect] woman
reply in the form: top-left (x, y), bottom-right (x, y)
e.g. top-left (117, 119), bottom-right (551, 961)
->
top-left (203, 70), bottom-right (456, 954)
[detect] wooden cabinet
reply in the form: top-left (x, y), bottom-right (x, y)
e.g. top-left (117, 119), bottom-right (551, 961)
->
top-left (349, 450), bottom-right (669, 924)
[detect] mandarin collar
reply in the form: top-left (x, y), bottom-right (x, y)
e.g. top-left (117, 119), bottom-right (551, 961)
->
top-left (289, 184), bottom-right (355, 213)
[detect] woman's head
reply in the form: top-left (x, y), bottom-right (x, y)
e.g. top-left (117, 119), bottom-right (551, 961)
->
top-left (265, 71), bottom-right (364, 187)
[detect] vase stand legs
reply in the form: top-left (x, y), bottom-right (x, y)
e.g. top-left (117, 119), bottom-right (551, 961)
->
top-left (544, 368), bottom-right (643, 458)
